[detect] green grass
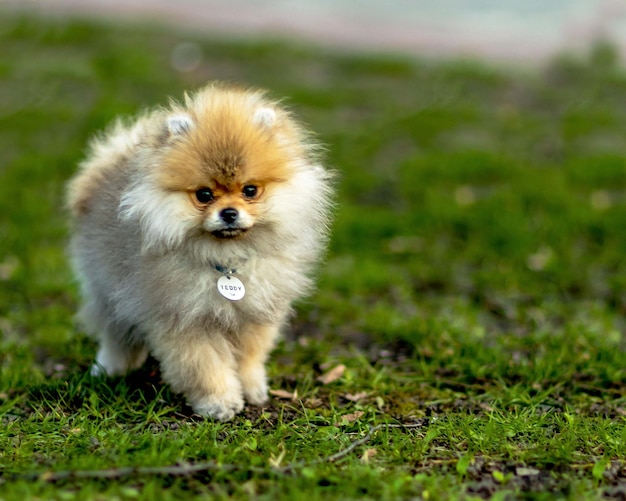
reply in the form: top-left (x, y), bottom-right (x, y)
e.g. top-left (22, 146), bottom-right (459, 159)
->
top-left (2, 13), bottom-right (626, 500)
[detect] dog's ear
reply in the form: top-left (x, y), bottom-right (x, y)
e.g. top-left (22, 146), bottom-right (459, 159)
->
top-left (166, 113), bottom-right (194, 137)
top-left (253, 107), bottom-right (276, 128)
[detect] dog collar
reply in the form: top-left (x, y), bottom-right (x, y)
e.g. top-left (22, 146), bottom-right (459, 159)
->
top-left (214, 263), bottom-right (237, 276)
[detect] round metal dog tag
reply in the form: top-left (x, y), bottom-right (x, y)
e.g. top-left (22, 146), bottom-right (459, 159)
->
top-left (217, 275), bottom-right (246, 301)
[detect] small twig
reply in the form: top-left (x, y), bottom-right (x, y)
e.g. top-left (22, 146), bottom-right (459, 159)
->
top-left (20, 461), bottom-right (242, 483)
top-left (324, 424), bottom-right (386, 464)
top-left (273, 422), bottom-right (425, 472)
top-left (13, 422), bottom-right (424, 482)
top-left (316, 423), bottom-right (424, 465)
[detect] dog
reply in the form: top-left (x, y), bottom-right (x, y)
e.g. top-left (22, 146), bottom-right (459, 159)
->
top-left (67, 83), bottom-right (334, 420)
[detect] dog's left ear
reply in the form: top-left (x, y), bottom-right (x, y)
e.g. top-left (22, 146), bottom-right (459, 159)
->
top-left (166, 113), bottom-right (194, 137)
top-left (253, 107), bottom-right (276, 128)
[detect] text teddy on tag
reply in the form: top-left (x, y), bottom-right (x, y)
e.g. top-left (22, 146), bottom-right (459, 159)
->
top-left (217, 275), bottom-right (246, 301)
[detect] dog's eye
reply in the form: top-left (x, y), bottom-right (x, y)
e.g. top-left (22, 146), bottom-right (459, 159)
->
top-left (195, 188), bottom-right (214, 203)
top-left (242, 185), bottom-right (258, 199)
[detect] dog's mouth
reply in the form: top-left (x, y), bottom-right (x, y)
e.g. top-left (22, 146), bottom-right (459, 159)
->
top-left (211, 228), bottom-right (248, 239)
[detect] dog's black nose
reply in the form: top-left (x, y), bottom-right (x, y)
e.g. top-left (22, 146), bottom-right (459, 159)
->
top-left (220, 208), bottom-right (239, 224)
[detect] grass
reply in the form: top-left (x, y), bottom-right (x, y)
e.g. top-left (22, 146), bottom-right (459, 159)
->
top-left (1, 13), bottom-right (626, 500)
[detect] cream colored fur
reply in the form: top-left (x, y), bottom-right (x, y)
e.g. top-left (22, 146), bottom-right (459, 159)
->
top-left (67, 83), bottom-right (333, 421)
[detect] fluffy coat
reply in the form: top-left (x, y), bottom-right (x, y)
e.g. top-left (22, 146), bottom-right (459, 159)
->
top-left (67, 83), bottom-right (333, 420)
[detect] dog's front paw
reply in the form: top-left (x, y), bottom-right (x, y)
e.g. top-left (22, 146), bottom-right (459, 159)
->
top-left (240, 366), bottom-right (269, 405)
top-left (191, 393), bottom-right (245, 421)
top-left (89, 363), bottom-right (107, 377)
top-left (243, 379), bottom-right (269, 406)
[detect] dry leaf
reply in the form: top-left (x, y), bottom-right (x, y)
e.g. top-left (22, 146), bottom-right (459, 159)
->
top-left (360, 448), bottom-right (377, 464)
top-left (268, 446), bottom-right (286, 468)
top-left (39, 471), bottom-right (54, 482)
top-left (317, 364), bottom-right (346, 385)
top-left (341, 410), bottom-right (364, 423)
top-left (304, 398), bottom-right (323, 408)
top-left (515, 467), bottom-right (540, 476)
top-left (344, 392), bottom-right (368, 402)
top-left (269, 389), bottom-right (297, 400)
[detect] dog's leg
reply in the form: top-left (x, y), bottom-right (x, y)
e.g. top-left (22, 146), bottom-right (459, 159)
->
top-left (91, 335), bottom-right (148, 377)
top-left (150, 330), bottom-right (244, 421)
top-left (235, 323), bottom-right (281, 406)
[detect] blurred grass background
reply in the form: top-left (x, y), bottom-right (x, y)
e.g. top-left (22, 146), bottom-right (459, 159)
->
top-left (2, 13), bottom-right (626, 500)
top-left (3, 16), bottom-right (626, 348)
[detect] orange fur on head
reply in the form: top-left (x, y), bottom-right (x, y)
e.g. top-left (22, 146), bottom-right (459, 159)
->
top-left (155, 87), bottom-right (300, 228)
top-left (158, 89), bottom-right (296, 190)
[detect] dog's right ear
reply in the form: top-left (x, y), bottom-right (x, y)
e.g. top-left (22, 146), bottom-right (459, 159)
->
top-left (253, 107), bottom-right (277, 128)
top-left (166, 113), bottom-right (194, 137)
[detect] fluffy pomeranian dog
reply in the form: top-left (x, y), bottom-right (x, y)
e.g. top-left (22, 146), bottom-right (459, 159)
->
top-left (67, 83), bottom-right (333, 421)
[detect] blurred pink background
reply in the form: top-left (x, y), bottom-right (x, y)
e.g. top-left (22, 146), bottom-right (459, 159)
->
top-left (3, 0), bottom-right (626, 63)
